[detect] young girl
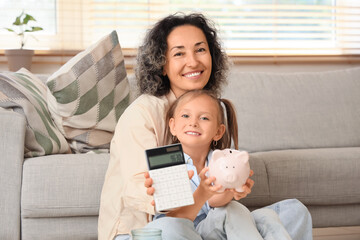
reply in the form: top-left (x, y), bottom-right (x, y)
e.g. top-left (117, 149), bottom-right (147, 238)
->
top-left (144, 90), bottom-right (292, 240)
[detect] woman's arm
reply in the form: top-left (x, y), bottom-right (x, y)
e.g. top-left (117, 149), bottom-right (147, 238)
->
top-left (99, 95), bottom-right (173, 238)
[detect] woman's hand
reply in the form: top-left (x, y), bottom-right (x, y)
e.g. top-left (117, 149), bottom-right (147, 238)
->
top-left (144, 170), bottom-right (195, 206)
top-left (227, 169), bottom-right (255, 200)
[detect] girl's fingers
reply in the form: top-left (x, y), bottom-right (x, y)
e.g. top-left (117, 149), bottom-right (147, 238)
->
top-left (146, 187), bottom-right (155, 196)
top-left (199, 167), bottom-right (209, 180)
top-left (242, 183), bottom-right (252, 194)
top-left (144, 171), bottom-right (153, 188)
top-left (199, 167), bottom-right (216, 185)
top-left (205, 176), bottom-right (216, 185)
top-left (241, 175), bottom-right (254, 193)
top-left (209, 184), bottom-right (222, 192)
top-left (230, 189), bottom-right (247, 200)
top-left (188, 170), bottom-right (194, 179)
top-left (234, 192), bottom-right (246, 200)
top-left (244, 178), bottom-right (254, 191)
top-left (240, 170), bottom-right (254, 195)
top-left (144, 177), bottom-right (153, 188)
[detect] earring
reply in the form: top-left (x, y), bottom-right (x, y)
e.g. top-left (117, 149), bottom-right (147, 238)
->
top-left (213, 140), bottom-right (218, 147)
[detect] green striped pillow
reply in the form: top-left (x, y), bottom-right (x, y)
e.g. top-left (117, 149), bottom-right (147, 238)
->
top-left (0, 68), bottom-right (70, 157)
top-left (46, 31), bottom-right (130, 153)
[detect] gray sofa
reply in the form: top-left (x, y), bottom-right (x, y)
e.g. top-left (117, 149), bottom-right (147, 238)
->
top-left (1, 67), bottom-right (360, 240)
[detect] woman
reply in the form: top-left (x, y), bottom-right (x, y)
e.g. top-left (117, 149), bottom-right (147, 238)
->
top-left (98, 13), bottom-right (312, 240)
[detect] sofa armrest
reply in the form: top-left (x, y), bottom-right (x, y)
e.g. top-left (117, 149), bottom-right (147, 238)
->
top-left (0, 110), bottom-right (26, 240)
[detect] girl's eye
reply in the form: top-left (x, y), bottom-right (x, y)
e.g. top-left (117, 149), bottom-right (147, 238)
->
top-left (181, 114), bottom-right (189, 118)
top-left (200, 117), bottom-right (209, 120)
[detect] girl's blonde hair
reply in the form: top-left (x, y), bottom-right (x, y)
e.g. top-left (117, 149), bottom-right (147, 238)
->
top-left (166, 90), bottom-right (238, 150)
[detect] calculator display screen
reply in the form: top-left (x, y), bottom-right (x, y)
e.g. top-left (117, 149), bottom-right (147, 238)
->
top-left (148, 151), bottom-right (183, 168)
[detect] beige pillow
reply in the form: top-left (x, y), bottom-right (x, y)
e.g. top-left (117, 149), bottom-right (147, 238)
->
top-left (0, 68), bottom-right (70, 157)
top-left (46, 31), bottom-right (130, 153)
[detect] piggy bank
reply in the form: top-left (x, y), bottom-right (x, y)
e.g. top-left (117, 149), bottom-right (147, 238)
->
top-left (208, 149), bottom-right (250, 192)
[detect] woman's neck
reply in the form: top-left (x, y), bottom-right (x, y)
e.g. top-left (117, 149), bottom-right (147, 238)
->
top-left (183, 146), bottom-right (210, 174)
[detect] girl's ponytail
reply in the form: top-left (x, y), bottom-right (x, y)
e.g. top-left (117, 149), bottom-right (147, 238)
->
top-left (218, 98), bottom-right (239, 150)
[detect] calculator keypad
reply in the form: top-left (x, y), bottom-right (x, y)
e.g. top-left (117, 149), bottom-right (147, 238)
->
top-left (150, 164), bottom-right (194, 212)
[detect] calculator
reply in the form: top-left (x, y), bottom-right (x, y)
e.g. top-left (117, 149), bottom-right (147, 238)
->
top-left (145, 143), bottom-right (194, 213)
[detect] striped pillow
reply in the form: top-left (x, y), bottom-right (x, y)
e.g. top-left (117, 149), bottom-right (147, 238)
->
top-left (0, 68), bottom-right (70, 157)
top-left (46, 31), bottom-right (130, 153)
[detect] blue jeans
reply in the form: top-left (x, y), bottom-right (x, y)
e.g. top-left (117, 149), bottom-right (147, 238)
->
top-left (255, 199), bottom-right (313, 240)
top-left (115, 199), bottom-right (312, 240)
top-left (145, 201), bottom-right (263, 240)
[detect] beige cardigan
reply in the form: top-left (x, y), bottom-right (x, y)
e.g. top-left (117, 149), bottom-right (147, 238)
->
top-left (98, 91), bottom-right (176, 240)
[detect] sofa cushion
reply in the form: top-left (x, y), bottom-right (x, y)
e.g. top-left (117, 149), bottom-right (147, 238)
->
top-left (224, 67), bottom-right (360, 152)
top-left (241, 147), bottom-right (360, 207)
top-left (21, 153), bottom-right (109, 218)
top-left (22, 216), bottom-right (98, 240)
top-left (47, 30), bottom-right (130, 153)
top-left (0, 69), bottom-right (70, 157)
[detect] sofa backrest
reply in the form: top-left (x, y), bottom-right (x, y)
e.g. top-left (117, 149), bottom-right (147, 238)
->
top-left (223, 67), bottom-right (360, 152)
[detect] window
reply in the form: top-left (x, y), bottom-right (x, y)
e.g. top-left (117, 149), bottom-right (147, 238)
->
top-left (1, 0), bottom-right (359, 56)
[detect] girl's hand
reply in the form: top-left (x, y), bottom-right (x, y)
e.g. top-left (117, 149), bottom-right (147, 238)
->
top-left (144, 171), bottom-right (156, 206)
top-left (144, 170), bottom-right (195, 206)
top-left (198, 167), bottom-right (222, 197)
top-left (227, 169), bottom-right (255, 200)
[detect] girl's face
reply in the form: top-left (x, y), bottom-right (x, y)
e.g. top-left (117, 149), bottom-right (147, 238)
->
top-left (163, 25), bottom-right (212, 98)
top-left (169, 94), bottom-right (225, 151)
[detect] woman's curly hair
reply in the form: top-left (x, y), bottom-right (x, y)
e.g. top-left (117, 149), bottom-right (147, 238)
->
top-left (135, 12), bottom-right (229, 97)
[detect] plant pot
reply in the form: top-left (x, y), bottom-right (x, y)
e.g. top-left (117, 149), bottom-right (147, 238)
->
top-left (5, 49), bottom-right (34, 72)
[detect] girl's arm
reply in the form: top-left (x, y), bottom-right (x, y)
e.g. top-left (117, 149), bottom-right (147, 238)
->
top-left (208, 170), bottom-right (255, 208)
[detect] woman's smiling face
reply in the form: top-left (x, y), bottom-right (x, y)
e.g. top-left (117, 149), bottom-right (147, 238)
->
top-left (163, 25), bottom-right (212, 98)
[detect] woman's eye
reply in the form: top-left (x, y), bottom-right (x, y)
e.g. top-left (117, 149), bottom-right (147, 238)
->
top-left (174, 52), bottom-right (183, 57)
top-left (197, 48), bottom-right (206, 53)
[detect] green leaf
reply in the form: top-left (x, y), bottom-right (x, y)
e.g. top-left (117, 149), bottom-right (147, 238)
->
top-left (23, 14), bottom-right (36, 24)
top-left (32, 26), bottom-right (43, 31)
top-left (13, 16), bottom-right (22, 25)
top-left (4, 28), bottom-right (15, 32)
top-left (24, 27), bottom-right (43, 33)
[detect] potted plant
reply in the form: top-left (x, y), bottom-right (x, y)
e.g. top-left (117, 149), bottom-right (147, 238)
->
top-left (4, 11), bottom-right (43, 71)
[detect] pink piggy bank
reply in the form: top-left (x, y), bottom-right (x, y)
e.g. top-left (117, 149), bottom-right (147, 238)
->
top-left (208, 149), bottom-right (250, 192)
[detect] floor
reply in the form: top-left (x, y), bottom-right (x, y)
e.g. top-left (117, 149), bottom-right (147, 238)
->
top-left (313, 226), bottom-right (360, 240)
